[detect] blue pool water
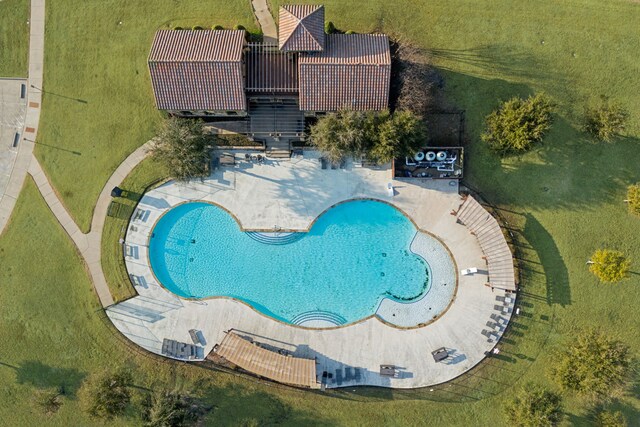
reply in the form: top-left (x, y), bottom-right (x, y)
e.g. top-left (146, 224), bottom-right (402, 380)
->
top-left (149, 200), bottom-right (429, 325)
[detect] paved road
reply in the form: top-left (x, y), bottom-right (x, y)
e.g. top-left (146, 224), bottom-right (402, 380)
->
top-left (0, 0), bottom-right (45, 233)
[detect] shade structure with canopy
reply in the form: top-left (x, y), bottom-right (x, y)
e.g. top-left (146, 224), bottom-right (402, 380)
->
top-left (214, 331), bottom-right (319, 389)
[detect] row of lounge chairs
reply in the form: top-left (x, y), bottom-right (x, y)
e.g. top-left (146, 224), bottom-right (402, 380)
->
top-left (161, 338), bottom-right (201, 360)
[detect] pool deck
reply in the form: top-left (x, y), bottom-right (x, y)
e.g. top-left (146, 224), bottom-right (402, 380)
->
top-left (108, 150), bottom-right (514, 388)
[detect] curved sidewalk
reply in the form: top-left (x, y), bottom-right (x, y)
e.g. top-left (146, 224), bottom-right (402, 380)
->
top-left (0, 0), bottom-right (45, 233)
top-left (251, 0), bottom-right (277, 44)
top-left (28, 141), bottom-right (152, 308)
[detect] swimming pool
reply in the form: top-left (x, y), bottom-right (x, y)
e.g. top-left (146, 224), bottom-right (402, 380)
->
top-left (148, 200), bottom-right (432, 326)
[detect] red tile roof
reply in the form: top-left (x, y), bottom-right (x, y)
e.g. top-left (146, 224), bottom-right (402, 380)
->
top-left (148, 30), bottom-right (247, 111)
top-left (279, 5), bottom-right (325, 52)
top-left (298, 34), bottom-right (391, 111)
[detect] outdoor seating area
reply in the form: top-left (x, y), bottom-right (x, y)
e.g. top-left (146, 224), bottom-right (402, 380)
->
top-left (431, 347), bottom-right (449, 362)
top-left (161, 338), bottom-right (201, 360)
top-left (395, 147), bottom-right (463, 179)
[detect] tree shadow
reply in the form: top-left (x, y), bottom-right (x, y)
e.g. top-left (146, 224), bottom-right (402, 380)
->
top-left (523, 214), bottom-right (571, 306)
top-left (14, 360), bottom-right (86, 397)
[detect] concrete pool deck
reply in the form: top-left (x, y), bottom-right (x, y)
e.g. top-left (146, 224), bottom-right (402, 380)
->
top-left (108, 150), bottom-right (515, 388)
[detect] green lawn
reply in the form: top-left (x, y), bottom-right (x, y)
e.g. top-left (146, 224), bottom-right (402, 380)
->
top-left (101, 156), bottom-right (168, 302)
top-left (6, 0), bottom-right (640, 425)
top-left (0, 0), bottom-right (30, 77)
top-left (35, 1), bottom-right (257, 232)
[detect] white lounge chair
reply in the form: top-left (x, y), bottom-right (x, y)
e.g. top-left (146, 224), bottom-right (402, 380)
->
top-left (460, 267), bottom-right (478, 276)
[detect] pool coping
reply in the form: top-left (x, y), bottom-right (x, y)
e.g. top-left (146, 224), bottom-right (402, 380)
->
top-left (140, 197), bottom-right (460, 331)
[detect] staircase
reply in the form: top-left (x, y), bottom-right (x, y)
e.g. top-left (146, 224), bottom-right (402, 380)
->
top-left (245, 231), bottom-right (303, 245)
top-left (291, 310), bottom-right (348, 327)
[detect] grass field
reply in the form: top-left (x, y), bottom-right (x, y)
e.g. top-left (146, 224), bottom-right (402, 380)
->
top-left (101, 156), bottom-right (167, 302)
top-left (5, 0), bottom-right (640, 425)
top-left (0, 0), bottom-right (30, 77)
top-left (35, 1), bottom-right (257, 231)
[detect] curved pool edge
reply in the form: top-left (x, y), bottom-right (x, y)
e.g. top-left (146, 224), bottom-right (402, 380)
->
top-left (142, 197), bottom-right (458, 330)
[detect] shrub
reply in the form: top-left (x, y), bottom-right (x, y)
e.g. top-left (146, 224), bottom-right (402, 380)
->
top-left (192, 26), bottom-right (204, 30)
top-left (369, 110), bottom-right (427, 164)
top-left (212, 25), bottom-right (224, 30)
top-left (35, 388), bottom-right (64, 416)
top-left (504, 383), bottom-right (563, 427)
top-left (141, 390), bottom-right (204, 427)
top-left (625, 183), bottom-right (640, 217)
top-left (233, 24), bottom-right (246, 31)
top-left (325, 21), bottom-right (336, 34)
top-left (589, 249), bottom-right (631, 283)
top-left (482, 93), bottom-right (554, 155)
top-left (173, 26), bottom-right (183, 31)
top-left (584, 97), bottom-right (629, 142)
top-left (551, 330), bottom-right (631, 400)
top-left (345, 30), bottom-right (355, 34)
top-left (310, 110), bottom-right (372, 163)
top-left (310, 110), bottom-right (426, 164)
top-left (594, 410), bottom-right (627, 427)
top-left (80, 370), bottom-right (132, 419)
top-left (150, 117), bottom-right (215, 182)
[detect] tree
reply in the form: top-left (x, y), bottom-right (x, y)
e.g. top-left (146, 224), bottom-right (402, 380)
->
top-left (80, 370), bottom-right (132, 419)
top-left (625, 183), bottom-right (640, 217)
top-left (504, 383), bottom-right (563, 427)
top-left (589, 249), bottom-right (631, 283)
top-left (551, 330), bottom-right (631, 400)
top-left (584, 97), bottom-right (629, 142)
top-left (141, 390), bottom-right (203, 427)
top-left (594, 410), bottom-right (627, 427)
top-left (309, 110), bottom-right (372, 163)
top-left (369, 110), bottom-right (427, 163)
top-left (150, 117), bottom-right (214, 181)
top-left (482, 93), bottom-right (554, 155)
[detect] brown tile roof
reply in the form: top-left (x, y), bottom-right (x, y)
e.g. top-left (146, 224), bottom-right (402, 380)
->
top-left (148, 30), bottom-right (247, 111)
top-left (298, 34), bottom-right (391, 111)
top-left (278, 5), bottom-right (325, 52)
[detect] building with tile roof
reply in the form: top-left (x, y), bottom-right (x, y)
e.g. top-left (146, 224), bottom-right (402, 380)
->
top-left (147, 5), bottom-right (391, 126)
top-left (278, 4), bottom-right (325, 52)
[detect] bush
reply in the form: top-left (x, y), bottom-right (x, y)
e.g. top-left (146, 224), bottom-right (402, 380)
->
top-left (345, 30), bottom-right (355, 34)
top-left (594, 410), bottom-right (627, 427)
top-left (150, 118), bottom-right (215, 182)
top-left (589, 249), bottom-right (631, 283)
top-left (35, 388), bottom-right (64, 416)
top-left (551, 330), bottom-right (631, 400)
top-left (80, 370), bottom-right (132, 419)
top-left (584, 97), bottom-right (629, 142)
top-left (325, 21), bottom-right (336, 34)
top-left (173, 26), bottom-right (183, 31)
top-left (310, 110), bottom-right (426, 164)
top-left (310, 110), bottom-right (372, 163)
top-left (482, 93), bottom-right (554, 155)
top-left (233, 24), bottom-right (246, 31)
top-left (504, 383), bottom-right (563, 426)
top-left (212, 25), bottom-right (224, 30)
top-left (625, 183), bottom-right (640, 217)
top-left (141, 390), bottom-right (204, 427)
top-left (192, 26), bottom-right (204, 30)
top-left (369, 110), bottom-right (427, 163)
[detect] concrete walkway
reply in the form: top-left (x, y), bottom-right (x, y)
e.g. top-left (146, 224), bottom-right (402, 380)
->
top-left (251, 0), bottom-right (278, 44)
top-left (0, 0), bottom-right (45, 233)
top-left (27, 141), bottom-right (152, 308)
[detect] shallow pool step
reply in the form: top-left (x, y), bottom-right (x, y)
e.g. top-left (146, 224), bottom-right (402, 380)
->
top-left (291, 310), bottom-right (347, 326)
top-left (245, 231), bottom-right (303, 245)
